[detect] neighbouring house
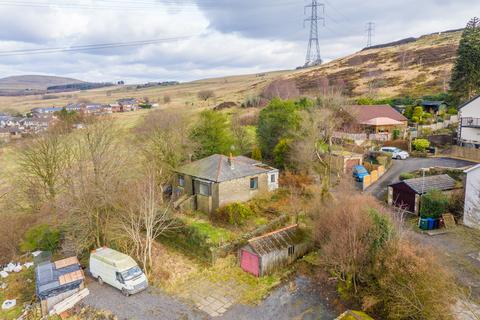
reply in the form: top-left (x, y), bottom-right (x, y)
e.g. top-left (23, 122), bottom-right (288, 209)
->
top-left (0, 127), bottom-right (22, 142)
top-left (343, 105), bottom-right (408, 140)
top-left (421, 100), bottom-right (448, 115)
top-left (464, 164), bottom-right (480, 229)
top-left (388, 174), bottom-right (457, 215)
top-left (35, 256), bottom-right (88, 316)
top-left (325, 150), bottom-right (364, 173)
top-left (31, 107), bottom-right (63, 118)
top-left (173, 154), bottom-right (279, 214)
top-left (458, 95), bottom-right (480, 148)
top-left (239, 224), bottom-right (311, 277)
top-left (117, 98), bottom-right (139, 112)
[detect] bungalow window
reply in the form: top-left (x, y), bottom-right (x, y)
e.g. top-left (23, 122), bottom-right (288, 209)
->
top-left (250, 177), bottom-right (258, 190)
top-left (198, 182), bottom-right (211, 196)
top-left (178, 175), bottom-right (185, 188)
top-left (288, 246), bottom-right (295, 256)
top-left (270, 174), bottom-right (276, 183)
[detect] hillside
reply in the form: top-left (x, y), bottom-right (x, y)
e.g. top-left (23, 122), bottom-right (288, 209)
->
top-left (0, 75), bottom-right (84, 95)
top-left (290, 30), bottom-right (462, 98)
top-left (0, 29), bottom-right (463, 112)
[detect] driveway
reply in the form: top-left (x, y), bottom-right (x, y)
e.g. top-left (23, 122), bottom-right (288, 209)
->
top-left (366, 157), bottom-right (476, 200)
top-left (83, 275), bottom-right (336, 320)
top-left (83, 279), bottom-right (207, 320)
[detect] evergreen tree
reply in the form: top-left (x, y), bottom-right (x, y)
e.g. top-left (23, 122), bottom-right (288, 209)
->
top-left (190, 110), bottom-right (234, 158)
top-left (450, 17), bottom-right (480, 102)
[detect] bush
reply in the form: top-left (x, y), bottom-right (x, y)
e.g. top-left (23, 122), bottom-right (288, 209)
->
top-left (392, 129), bottom-right (401, 140)
top-left (420, 190), bottom-right (449, 218)
top-left (216, 202), bottom-right (256, 226)
top-left (412, 138), bottom-right (430, 152)
top-left (251, 147), bottom-right (262, 161)
top-left (273, 138), bottom-right (292, 169)
top-left (20, 224), bottom-right (61, 253)
top-left (447, 107), bottom-right (458, 115)
top-left (197, 90), bottom-right (215, 101)
top-left (399, 172), bottom-right (415, 181)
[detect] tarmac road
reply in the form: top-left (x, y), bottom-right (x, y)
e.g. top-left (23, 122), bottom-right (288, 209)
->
top-left (366, 157), bottom-right (476, 200)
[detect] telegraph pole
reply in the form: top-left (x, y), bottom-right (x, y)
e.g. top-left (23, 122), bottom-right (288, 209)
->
top-left (304, 0), bottom-right (325, 67)
top-left (366, 22), bottom-right (375, 48)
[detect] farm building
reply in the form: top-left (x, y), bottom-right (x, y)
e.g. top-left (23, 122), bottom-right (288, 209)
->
top-left (35, 256), bottom-right (88, 316)
top-left (173, 154), bottom-right (279, 214)
top-left (239, 225), bottom-right (311, 277)
top-left (387, 174), bottom-right (457, 215)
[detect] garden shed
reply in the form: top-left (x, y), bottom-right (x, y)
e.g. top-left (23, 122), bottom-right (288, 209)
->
top-left (387, 174), bottom-right (457, 215)
top-left (239, 224), bottom-right (311, 277)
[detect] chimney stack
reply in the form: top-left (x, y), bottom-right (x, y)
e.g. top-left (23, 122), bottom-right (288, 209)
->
top-left (228, 153), bottom-right (235, 169)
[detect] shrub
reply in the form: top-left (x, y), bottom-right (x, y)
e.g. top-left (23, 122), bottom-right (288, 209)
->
top-left (251, 147), bottom-right (262, 161)
top-left (392, 129), bottom-right (401, 140)
top-left (197, 90), bottom-right (215, 101)
top-left (412, 138), bottom-right (430, 152)
top-left (20, 224), bottom-right (61, 253)
top-left (447, 107), bottom-right (458, 115)
top-left (216, 203), bottom-right (255, 226)
top-left (273, 138), bottom-right (292, 169)
top-left (399, 172), bottom-right (415, 181)
top-left (420, 190), bottom-right (449, 218)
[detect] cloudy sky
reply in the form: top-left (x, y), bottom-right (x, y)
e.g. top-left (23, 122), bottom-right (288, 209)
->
top-left (0, 0), bottom-right (478, 83)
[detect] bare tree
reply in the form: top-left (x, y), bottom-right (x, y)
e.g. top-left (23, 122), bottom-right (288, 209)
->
top-left (117, 169), bottom-right (175, 275)
top-left (231, 114), bottom-right (254, 155)
top-left (197, 90), bottom-right (215, 101)
top-left (163, 95), bottom-right (171, 104)
top-left (19, 132), bottom-right (72, 201)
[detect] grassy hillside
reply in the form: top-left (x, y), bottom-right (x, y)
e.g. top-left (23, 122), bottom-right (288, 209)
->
top-left (0, 29), bottom-right (462, 113)
top-left (291, 30), bottom-right (461, 98)
top-left (0, 75), bottom-right (84, 90)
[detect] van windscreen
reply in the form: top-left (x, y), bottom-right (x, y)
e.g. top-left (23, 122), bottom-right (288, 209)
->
top-left (121, 266), bottom-right (142, 281)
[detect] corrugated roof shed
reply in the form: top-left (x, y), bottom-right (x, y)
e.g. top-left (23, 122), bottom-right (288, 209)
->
top-left (248, 225), bottom-right (305, 256)
top-left (402, 174), bottom-right (457, 194)
top-left (175, 154), bottom-right (275, 183)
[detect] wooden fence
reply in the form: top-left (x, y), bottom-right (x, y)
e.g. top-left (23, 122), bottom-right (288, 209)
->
top-left (444, 146), bottom-right (480, 162)
top-left (362, 165), bottom-right (386, 190)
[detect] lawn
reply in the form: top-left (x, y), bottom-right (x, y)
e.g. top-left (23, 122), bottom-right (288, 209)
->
top-left (0, 268), bottom-right (35, 320)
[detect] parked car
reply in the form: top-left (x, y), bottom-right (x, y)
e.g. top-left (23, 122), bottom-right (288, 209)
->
top-left (90, 247), bottom-right (148, 297)
top-left (352, 165), bottom-right (369, 182)
top-left (380, 147), bottom-right (410, 160)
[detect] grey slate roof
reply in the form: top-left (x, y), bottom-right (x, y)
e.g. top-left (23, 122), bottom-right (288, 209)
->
top-left (402, 174), bottom-right (457, 194)
top-left (175, 154), bottom-right (274, 183)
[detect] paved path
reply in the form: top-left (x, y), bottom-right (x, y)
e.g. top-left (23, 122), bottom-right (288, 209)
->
top-left (366, 157), bottom-right (475, 200)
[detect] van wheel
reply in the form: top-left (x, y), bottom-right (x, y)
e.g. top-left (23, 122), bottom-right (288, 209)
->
top-left (122, 288), bottom-right (130, 297)
top-left (97, 277), bottom-right (103, 285)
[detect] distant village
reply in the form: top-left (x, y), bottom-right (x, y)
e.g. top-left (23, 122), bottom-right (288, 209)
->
top-left (0, 98), bottom-right (150, 143)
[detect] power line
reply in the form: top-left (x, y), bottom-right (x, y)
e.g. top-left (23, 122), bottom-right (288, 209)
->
top-left (366, 22), bottom-right (375, 48)
top-left (0, 35), bottom-right (196, 57)
top-left (304, 0), bottom-right (325, 67)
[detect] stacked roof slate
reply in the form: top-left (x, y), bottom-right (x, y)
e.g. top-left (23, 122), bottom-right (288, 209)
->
top-left (35, 257), bottom-right (85, 300)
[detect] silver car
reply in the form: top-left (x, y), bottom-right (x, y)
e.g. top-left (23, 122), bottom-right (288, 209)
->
top-left (380, 147), bottom-right (410, 160)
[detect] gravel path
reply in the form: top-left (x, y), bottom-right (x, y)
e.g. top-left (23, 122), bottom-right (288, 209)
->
top-left (366, 157), bottom-right (475, 200)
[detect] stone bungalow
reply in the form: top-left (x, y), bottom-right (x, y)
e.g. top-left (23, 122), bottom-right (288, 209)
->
top-left (173, 154), bottom-right (279, 214)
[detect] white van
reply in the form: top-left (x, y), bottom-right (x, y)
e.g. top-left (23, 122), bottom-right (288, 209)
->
top-left (89, 247), bottom-right (148, 296)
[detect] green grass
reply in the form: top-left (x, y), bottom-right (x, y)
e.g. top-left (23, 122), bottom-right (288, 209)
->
top-left (182, 217), bottom-right (235, 246)
top-left (0, 269), bottom-right (35, 320)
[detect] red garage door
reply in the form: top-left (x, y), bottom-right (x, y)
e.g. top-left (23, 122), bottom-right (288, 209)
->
top-left (240, 249), bottom-right (259, 277)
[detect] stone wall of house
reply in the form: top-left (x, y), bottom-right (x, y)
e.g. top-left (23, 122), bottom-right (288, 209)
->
top-left (217, 173), bottom-right (269, 209)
